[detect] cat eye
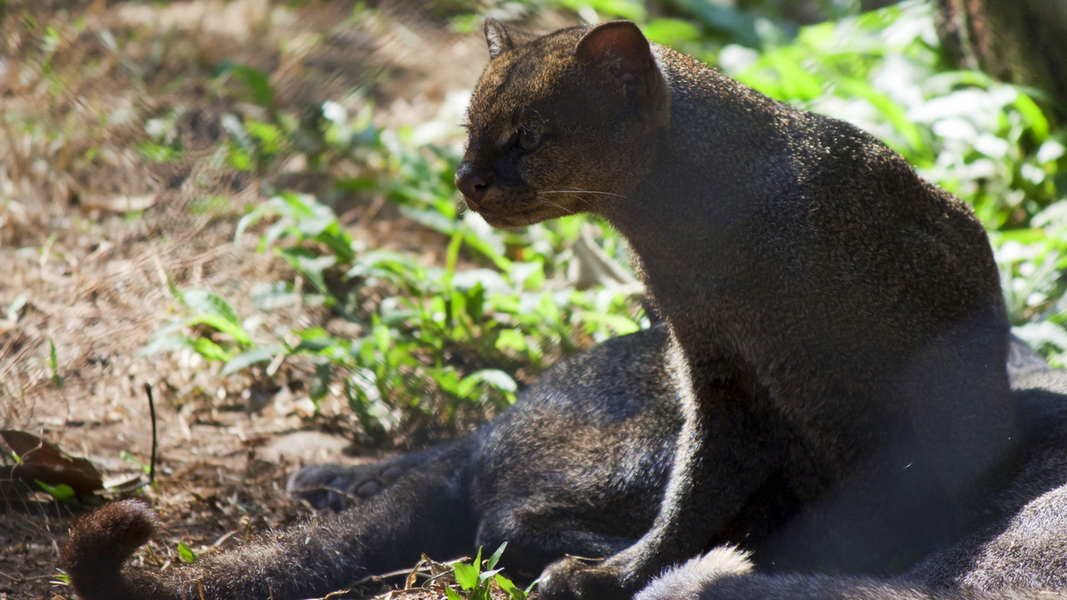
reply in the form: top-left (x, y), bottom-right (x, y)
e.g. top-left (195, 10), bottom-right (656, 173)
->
top-left (517, 127), bottom-right (541, 151)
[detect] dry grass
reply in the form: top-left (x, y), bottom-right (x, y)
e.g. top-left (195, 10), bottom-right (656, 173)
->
top-left (0, 1), bottom-right (519, 597)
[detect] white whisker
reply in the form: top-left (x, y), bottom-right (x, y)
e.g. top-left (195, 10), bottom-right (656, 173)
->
top-left (534, 195), bottom-right (579, 215)
top-left (539, 188), bottom-right (630, 199)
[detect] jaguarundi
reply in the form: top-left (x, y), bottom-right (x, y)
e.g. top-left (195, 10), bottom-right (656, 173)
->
top-left (61, 328), bottom-right (1067, 600)
top-left (456, 17), bottom-right (1019, 599)
top-left (61, 18), bottom-right (1067, 600)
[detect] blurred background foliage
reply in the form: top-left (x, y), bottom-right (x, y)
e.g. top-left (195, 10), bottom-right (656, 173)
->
top-left (4, 0), bottom-right (1065, 446)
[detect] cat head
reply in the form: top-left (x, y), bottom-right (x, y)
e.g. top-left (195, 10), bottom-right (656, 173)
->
top-left (456, 19), bottom-right (671, 228)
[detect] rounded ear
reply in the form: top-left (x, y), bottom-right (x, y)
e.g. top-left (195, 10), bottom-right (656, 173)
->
top-left (575, 21), bottom-right (670, 127)
top-left (484, 18), bottom-right (515, 59)
top-left (575, 20), bottom-right (654, 73)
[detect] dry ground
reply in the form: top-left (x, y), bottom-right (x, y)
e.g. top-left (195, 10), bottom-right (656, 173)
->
top-left (0, 1), bottom-right (558, 597)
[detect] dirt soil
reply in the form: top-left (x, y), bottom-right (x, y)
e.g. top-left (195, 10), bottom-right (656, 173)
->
top-left (0, 1), bottom-right (561, 598)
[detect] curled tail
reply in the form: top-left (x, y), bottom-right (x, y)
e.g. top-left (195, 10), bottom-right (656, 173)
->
top-left (61, 443), bottom-right (476, 600)
top-left (61, 499), bottom-right (170, 600)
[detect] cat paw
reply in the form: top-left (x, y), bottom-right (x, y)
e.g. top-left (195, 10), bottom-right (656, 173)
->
top-left (286, 462), bottom-right (410, 511)
top-left (537, 557), bottom-right (634, 600)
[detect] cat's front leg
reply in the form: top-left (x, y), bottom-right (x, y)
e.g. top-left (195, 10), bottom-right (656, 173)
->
top-left (538, 393), bottom-right (774, 600)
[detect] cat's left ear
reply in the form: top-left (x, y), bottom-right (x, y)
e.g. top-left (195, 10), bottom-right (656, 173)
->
top-left (575, 21), bottom-right (669, 126)
top-left (484, 19), bottom-right (515, 59)
top-left (575, 21), bottom-right (656, 75)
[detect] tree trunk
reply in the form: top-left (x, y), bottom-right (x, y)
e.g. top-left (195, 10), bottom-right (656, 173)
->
top-left (937, 0), bottom-right (1067, 117)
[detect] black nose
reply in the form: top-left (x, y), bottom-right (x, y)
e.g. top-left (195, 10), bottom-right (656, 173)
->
top-left (455, 163), bottom-right (495, 205)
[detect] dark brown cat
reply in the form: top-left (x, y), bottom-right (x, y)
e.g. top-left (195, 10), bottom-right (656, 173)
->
top-left (456, 18), bottom-right (1019, 599)
top-left (60, 326), bottom-right (682, 599)
top-left (60, 18), bottom-right (1067, 600)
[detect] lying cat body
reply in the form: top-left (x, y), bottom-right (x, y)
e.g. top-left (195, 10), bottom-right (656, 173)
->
top-left (62, 326), bottom-right (1067, 599)
top-left (62, 326), bottom-right (682, 598)
top-left (293, 335), bottom-right (1067, 600)
top-left (455, 18), bottom-right (1034, 599)
top-left (637, 359), bottom-right (1067, 599)
top-left (61, 19), bottom-right (1067, 600)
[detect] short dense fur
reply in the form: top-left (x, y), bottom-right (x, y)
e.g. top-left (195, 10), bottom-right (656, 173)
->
top-left (62, 19), bottom-right (1067, 600)
top-left (637, 545), bottom-right (1067, 599)
top-left (909, 365), bottom-right (1067, 592)
top-left (62, 327), bottom-right (683, 599)
top-left (634, 352), bottom-right (1067, 600)
top-left (457, 19), bottom-right (1019, 599)
top-left (61, 332), bottom-right (1067, 599)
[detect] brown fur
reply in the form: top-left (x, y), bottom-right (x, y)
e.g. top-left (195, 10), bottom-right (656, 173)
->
top-left (908, 366), bottom-right (1067, 591)
top-left (638, 545), bottom-right (1067, 599)
top-left (59, 331), bottom-right (1067, 600)
top-left (457, 19), bottom-right (1019, 599)
top-left (60, 327), bottom-right (682, 600)
top-left (60, 19), bottom-right (1064, 600)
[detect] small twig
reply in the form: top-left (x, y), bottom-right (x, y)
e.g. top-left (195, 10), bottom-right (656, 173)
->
top-left (145, 383), bottom-right (158, 485)
top-left (0, 570), bottom-right (55, 582)
top-left (318, 589), bottom-right (355, 599)
top-left (350, 567), bottom-right (419, 586)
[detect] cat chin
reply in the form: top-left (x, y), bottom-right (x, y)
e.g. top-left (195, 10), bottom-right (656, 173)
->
top-left (478, 213), bottom-right (539, 228)
top-left (472, 206), bottom-right (562, 228)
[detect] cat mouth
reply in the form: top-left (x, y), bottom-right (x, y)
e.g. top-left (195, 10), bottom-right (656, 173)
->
top-left (466, 202), bottom-right (546, 228)
top-left (474, 209), bottom-right (537, 228)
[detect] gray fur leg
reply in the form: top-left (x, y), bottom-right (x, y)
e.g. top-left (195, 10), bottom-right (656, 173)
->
top-left (637, 546), bottom-right (1063, 599)
top-left (287, 444), bottom-right (451, 511)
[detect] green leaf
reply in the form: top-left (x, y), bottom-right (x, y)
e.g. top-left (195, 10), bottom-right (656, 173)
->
top-left (183, 290), bottom-right (241, 327)
top-left (445, 588), bottom-right (465, 600)
top-left (836, 78), bottom-right (926, 154)
top-left (478, 568), bottom-right (502, 584)
top-left (222, 345), bottom-right (284, 376)
top-left (644, 18), bottom-right (701, 46)
top-left (556, 0), bottom-right (646, 21)
top-left (140, 320), bottom-right (196, 356)
top-left (1010, 90), bottom-right (1049, 141)
top-left (120, 450), bottom-right (151, 474)
top-left (486, 542), bottom-right (507, 570)
top-left (5, 293), bottom-right (27, 322)
top-left (250, 281), bottom-right (302, 310)
top-left (311, 361), bottom-right (331, 401)
top-left (138, 141), bottom-right (182, 163)
top-left (186, 313), bottom-right (247, 343)
top-left (189, 336), bottom-right (233, 362)
top-left (581, 312), bottom-right (640, 335)
top-left (453, 562), bottom-right (479, 591)
top-left (457, 370), bottom-right (518, 399)
top-left (49, 338), bottom-right (62, 389)
top-left (216, 62), bottom-right (275, 107)
top-left (35, 480), bottom-right (75, 502)
top-left (495, 329), bottom-right (528, 353)
top-left (246, 121), bottom-right (282, 154)
top-left (664, 0), bottom-right (759, 46)
top-left (279, 249), bottom-right (336, 295)
top-left (495, 574), bottom-right (522, 600)
top-left (177, 542), bottom-right (198, 563)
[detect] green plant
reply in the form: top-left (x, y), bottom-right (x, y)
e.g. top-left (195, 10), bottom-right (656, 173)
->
top-left (48, 338), bottom-right (62, 389)
top-left (34, 479), bottom-right (76, 503)
top-left (177, 542), bottom-right (198, 564)
top-left (51, 569), bottom-right (71, 587)
top-left (120, 450), bottom-right (152, 475)
top-left (140, 0), bottom-right (1066, 438)
top-left (230, 188), bottom-right (639, 435)
top-left (705, 0), bottom-right (1067, 364)
top-left (141, 287), bottom-right (255, 365)
top-left (447, 543), bottom-right (537, 600)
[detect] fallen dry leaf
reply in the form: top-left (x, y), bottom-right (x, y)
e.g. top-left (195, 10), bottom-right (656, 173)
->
top-left (0, 429), bottom-right (105, 499)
